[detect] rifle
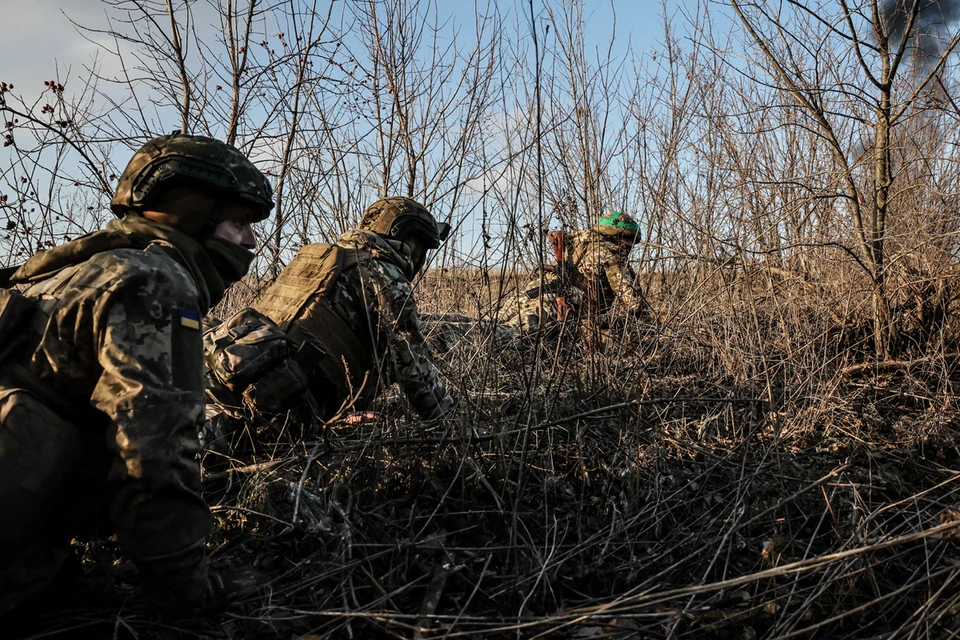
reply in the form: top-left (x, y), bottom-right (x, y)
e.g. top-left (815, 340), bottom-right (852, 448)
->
top-left (547, 230), bottom-right (574, 320)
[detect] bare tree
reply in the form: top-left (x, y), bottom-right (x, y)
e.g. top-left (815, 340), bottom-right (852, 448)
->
top-left (729, 0), bottom-right (960, 355)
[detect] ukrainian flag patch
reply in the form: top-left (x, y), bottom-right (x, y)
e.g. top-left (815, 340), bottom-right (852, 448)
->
top-left (180, 309), bottom-right (201, 330)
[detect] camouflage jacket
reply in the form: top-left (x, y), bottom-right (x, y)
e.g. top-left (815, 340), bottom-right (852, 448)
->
top-left (3, 217), bottom-right (217, 607)
top-left (263, 230), bottom-right (454, 420)
top-left (325, 230), bottom-right (453, 419)
top-left (565, 229), bottom-right (644, 314)
top-left (504, 229), bottom-right (643, 331)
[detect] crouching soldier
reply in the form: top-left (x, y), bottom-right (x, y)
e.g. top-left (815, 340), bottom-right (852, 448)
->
top-left (567, 211), bottom-right (647, 323)
top-left (502, 211), bottom-right (646, 334)
top-left (203, 196), bottom-right (455, 441)
top-left (0, 132), bottom-right (271, 618)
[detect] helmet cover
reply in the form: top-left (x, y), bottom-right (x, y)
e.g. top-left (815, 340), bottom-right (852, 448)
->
top-left (595, 211), bottom-right (640, 242)
top-left (357, 196), bottom-right (449, 249)
top-left (110, 131), bottom-right (274, 222)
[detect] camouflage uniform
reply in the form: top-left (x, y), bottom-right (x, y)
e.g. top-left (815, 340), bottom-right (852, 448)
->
top-left (420, 312), bottom-right (520, 353)
top-left (565, 229), bottom-right (645, 316)
top-left (501, 227), bottom-right (644, 333)
top-left (498, 269), bottom-right (584, 335)
top-left (0, 133), bottom-right (271, 617)
top-left (0, 219), bottom-right (218, 615)
top-left (201, 308), bottom-right (320, 453)
top-left (253, 229), bottom-right (454, 420)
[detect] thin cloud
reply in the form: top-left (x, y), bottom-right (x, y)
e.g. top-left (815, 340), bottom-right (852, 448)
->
top-left (3, 0), bottom-right (116, 103)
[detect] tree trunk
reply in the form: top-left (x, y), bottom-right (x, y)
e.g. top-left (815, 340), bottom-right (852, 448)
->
top-left (872, 62), bottom-right (896, 356)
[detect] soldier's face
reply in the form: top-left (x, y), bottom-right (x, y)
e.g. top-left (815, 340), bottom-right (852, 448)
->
top-left (213, 201), bottom-right (258, 250)
top-left (405, 235), bottom-right (428, 274)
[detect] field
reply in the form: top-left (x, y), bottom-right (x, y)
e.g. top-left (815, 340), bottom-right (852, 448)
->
top-left (10, 260), bottom-right (960, 639)
top-left (5, 0), bottom-right (960, 637)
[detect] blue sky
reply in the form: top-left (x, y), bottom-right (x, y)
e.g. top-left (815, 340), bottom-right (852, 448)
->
top-left (3, 0), bottom-right (691, 105)
top-left (2, 0), bottom-right (711, 264)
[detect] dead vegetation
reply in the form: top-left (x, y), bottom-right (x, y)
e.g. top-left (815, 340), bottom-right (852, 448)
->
top-left (11, 262), bottom-right (960, 640)
top-left (5, 0), bottom-right (960, 637)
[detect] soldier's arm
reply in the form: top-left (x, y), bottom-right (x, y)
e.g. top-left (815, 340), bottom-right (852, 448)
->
top-left (522, 266), bottom-right (566, 297)
top-left (373, 267), bottom-right (455, 420)
top-left (87, 250), bottom-right (211, 607)
top-left (604, 255), bottom-right (646, 312)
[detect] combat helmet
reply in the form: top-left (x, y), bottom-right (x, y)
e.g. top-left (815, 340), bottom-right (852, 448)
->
top-left (595, 211), bottom-right (640, 243)
top-left (110, 131), bottom-right (274, 222)
top-left (358, 196), bottom-right (450, 249)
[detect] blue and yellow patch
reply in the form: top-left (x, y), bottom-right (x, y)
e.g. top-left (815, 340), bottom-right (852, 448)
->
top-left (180, 309), bottom-right (201, 330)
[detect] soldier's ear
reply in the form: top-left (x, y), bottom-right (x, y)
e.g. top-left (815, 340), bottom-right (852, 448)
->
top-left (142, 187), bottom-right (219, 236)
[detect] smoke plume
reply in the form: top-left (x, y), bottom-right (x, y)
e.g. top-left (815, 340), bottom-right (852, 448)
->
top-left (880, 0), bottom-right (960, 69)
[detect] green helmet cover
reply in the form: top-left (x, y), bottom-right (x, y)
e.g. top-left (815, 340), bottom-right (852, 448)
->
top-left (595, 211), bottom-right (640, 240)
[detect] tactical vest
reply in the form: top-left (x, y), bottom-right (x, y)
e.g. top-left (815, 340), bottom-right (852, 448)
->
top-left (253, 243), bottom-right (378, 413)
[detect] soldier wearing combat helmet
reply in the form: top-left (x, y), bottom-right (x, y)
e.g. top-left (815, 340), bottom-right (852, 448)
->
top-left (502, 211), bottom-right (646, 333)
top-left (0, 131), bottom-right (271, 618)
top-left (577, 211), bottom-right (646, 316)
top-left (203, 196), bottom-right (454, 433)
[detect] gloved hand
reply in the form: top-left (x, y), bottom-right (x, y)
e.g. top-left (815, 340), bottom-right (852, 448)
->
top-left (204, 566), bottom-right (270, 612)
top-left (343, 411), bottom-right (377, 425)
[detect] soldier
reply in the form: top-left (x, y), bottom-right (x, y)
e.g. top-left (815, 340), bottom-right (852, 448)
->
top-left (204, 196), bottom-right (454, 432)
top-left (0, 132), bottom-right (272, 618)
top-left (566, 211), bottom-right (646, 320)
top-left (502, 211), bottom-right (646, 333)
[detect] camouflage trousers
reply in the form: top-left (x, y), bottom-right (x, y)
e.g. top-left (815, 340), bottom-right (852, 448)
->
top-left (420, 313), bottom-right (520, 353)
top-left (0, 384), bottom-right (211, 617)
top-left (497, 290), bottom-right (584, 337)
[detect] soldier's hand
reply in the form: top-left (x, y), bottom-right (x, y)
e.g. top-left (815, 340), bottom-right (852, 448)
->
top-left (343, 411), bottom-right (377, 425)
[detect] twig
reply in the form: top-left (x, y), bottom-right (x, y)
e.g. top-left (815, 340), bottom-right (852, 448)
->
top-left (839, 353), bottom-right (960, 377)
top-left (413, 562), bottom-right (456, 640)
top-left (320, 396), bottom-right (763, 452)
top-left (534, 396), bottom-right (764, 431)
top-left (205, 458), bottom-right (286, 480)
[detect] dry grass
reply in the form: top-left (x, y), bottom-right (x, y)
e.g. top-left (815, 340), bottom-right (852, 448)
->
top-left (11, 263), bottom-right (960, 640)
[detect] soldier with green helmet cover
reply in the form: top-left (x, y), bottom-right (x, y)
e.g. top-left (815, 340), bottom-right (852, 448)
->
top-left (581, 211), bottom-right (645, 314)
top-left (502, 210), bottom-right (646, 333)
top-left (0, 131), bottom-right (271, 619)
top-left (201, 195), bottom-right (454, 445)
top-left (595, 210), bottom-right (640, 240)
